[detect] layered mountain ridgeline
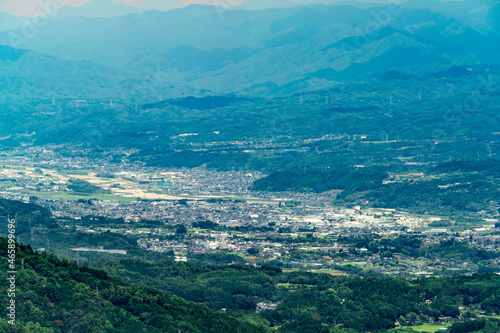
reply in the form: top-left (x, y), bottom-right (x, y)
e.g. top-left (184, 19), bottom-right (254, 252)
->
top-left (0, 2), bottom-right (498, 196)
top-left (1, 60), bottom-right (498, 152)
top-left (0, 2), bottom-right (499, 101)
top-left (90, 257), bottom-right (500, 332)
top-left (0, 12), bottom-right (30, 32)
top-left (53, 0), bottom-right (145, 18)
top-left (0, 238), bottom-right (266, 333)
top-left (0, 45), bottom-right (126, 104)
top-left (250, 160), bottom-right (500, 218)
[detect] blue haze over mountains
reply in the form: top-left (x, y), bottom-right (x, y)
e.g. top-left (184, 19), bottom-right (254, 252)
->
top-left (0, 0), bottom-right (499, 103)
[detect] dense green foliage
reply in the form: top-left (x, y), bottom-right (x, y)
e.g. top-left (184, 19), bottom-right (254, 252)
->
top-left (0, 198), bottom-right (55, 235)
top-left (356, 176), bottom-right (500, 214)
top-left (92, 257), bottom-right (500, 332)
top-left (252, 160), bottom-right (500, 216)
top-left (0, 238), bottom-right (266, 333)
top-left (337, 235), bottom-right (500, 265)
top-left (450, 320), bottom-right (487, 333)
top-left (251, 167), bottom-right (388, 193)
top-left (67, 178), bottom-right (112, 195)
top-left (433, 160), bottom-right (500, 176)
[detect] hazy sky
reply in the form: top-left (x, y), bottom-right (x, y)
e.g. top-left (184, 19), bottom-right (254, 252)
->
top-left (0, 0), bottom-right (464, 16)
top-left (0, 0), bottom-right (183, 16)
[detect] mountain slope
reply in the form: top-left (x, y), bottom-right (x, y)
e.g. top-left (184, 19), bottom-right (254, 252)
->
top-left (130, 0), bottom-right (185, 11)
top-left (0, 45), bottom-right (126, 103)
top-left (55, 0), bottom-right (145, 18)
top-left (0, 3), bottom-right (498, 99)
top-left (0, 12), bottom-right (27, 32)
top-left (0, 238), bottom-right (266, 332)
top-left (236, 0), bottom-right (298, 10)
top-left (403, 0), bottom-right (497, 31)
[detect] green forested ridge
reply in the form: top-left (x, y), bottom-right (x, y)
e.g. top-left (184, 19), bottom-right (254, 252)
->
top-left (1, 238), bottom-right (499, 332)
top-left (251, 160), bottom-right (500, 217)
top-left (432, 160), bottom-right (500, 176)
top-left (334, 236), bottom-right (500, 266)
top-left (91, 257), bottom-right (500, 332)
top-left (356, 179), bottom-right (500, 214)
top-left (0, 198), bottom-right (176, 262)
top-left (0, 198), bottom-right (55, 235)
top-left (250, 167), bottom-right (389, 193)
top-left (0, 238), bottom-right (266, 333)
top-left (3, 65), bottom-right (499, 158)
top-left (67, 178), bottom-right (112, 195)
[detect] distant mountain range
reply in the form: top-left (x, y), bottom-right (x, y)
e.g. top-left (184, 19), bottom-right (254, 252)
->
top-left (0, 44), bottom-right (126, 103)
top-left (130, 0), bottom-right (185, 11)
top-left (0, 12), bottom-right (28, 32)
top-left (0, 0), bottom-right (498, 102)
top-left (54, 0), bottom-right (145, 18)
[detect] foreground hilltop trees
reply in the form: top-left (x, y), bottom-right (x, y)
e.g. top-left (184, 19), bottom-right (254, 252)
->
top-left (2, 238), bottom-right (500, 332)
top-left (93, 258), bottom-right (500, 332)
top-left (0, 238), bottom-right (266, 333)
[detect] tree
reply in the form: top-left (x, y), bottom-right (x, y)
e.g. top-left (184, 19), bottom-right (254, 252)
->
top-left (382, 250), bottom-right (393, 258)
top-left (176, 224), bottom-right (187, 234)
top-left (247, 248), bottom-right (259, 256)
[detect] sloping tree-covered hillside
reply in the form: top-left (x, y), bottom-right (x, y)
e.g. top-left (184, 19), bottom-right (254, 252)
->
top-left (250, 167), bottom-right (389, 193)
top-left (91, 257), bottom-right (500, 332)
top-left (0, 238), bottom-right (266, 333)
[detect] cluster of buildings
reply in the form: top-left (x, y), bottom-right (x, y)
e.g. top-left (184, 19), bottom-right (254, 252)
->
top-left (1, 145), bottom-right (499, 276)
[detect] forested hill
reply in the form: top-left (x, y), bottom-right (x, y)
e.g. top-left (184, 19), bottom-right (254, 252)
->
top-left (93, 258), bottom-right (500, 332)
top-left (2, 237), bottom-right (500, 332)
top-left (250, 161), bottom-right (500, 216)
top-left (250, 167), bottom-right (389, 193)
top-left (0, 238), bottom-right (266, 333)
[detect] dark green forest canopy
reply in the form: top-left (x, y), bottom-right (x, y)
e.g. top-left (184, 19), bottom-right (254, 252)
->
top-left (67, 178), bottom-right (112, 195)
top-left (0, 198), bottom-right (55, 235)
top-left (432, 160), bottom-right (500, 175)
top-left (0, 238), bottom-right (266, 333)
top-left (0, 226), bottom-right (499, 332)
top-left (91, 256), bottom-right (500, 332)
top-left (250, 167), bottom-right (389, 193)
top-left (251, 160), bottom-right (500, 216)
